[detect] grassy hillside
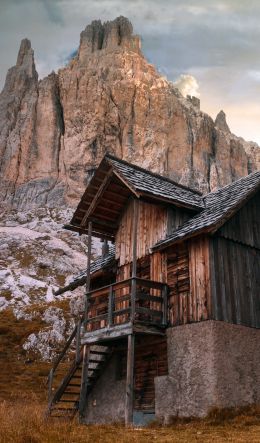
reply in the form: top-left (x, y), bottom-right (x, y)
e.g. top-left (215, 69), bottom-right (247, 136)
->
top-left (0, 298), bottom-right (74, 401)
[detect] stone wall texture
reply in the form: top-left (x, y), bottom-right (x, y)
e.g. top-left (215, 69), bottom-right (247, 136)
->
top-left (155, 320), bottom-right (260, 421)
top-left (84, 353), bottom-right (125, 424)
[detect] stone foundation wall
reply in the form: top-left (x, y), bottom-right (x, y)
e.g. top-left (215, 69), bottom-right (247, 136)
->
top-left (155, 320), bottom-right (260, 422)
top-left (84, 354), bottom-right (125, 424)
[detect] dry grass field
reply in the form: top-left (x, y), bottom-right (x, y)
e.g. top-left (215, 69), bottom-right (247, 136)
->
top-left (0, 397), bottom-right (259, 443)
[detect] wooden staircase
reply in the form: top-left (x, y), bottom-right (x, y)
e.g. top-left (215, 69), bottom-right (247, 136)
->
top-left (46, 320), bottom-right (112, 420)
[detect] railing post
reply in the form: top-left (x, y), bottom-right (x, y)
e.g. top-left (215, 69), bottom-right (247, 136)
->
top-left (48, 368), bottom-right (54, 405)
top-left (84, 292), bottom-right (89, 327)
top-left (75, 319), bottom-right (81, 363)
top-left (108, 285), bottom-right (114, 327)
top-left (162, 284), bottom-right (168, 326)
top-left (130, 278), bottom-right (136, 323)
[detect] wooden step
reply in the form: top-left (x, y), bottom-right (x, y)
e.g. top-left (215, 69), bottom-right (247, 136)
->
top-left (89, 357), bottom-right (105, 363)
top-left (90, 350), bottom-right (110, 355)
top-left (63, 390), bottom-right (80, 395)
top-left (51, 407), bottom-right (76, 411)
top-left (58, 399), bottom-right (78, 403)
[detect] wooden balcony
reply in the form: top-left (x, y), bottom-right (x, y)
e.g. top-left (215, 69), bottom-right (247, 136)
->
top-left (82, 278), bottom-right (169, 344)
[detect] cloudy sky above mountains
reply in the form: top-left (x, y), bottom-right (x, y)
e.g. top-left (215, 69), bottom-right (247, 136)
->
top-left (1, 0), bottom-right (260, 143)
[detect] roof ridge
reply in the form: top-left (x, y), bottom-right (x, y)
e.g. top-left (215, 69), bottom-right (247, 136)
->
top-left (203, 169), bottom-right (260, 204)
top-left (104, 153), bottom-right (203, 196)
top-left (153, 170), bottom-right (260, 251)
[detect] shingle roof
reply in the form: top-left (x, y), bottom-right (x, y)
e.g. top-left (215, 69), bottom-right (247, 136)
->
top-left (76, 245), bottom-right (115, 281)
top-left (54, 246), bottom-right (116, 296)
top-left (152, 170), bottom-right (260, 251)
top-left (106, 155), bottom-right (204, 210)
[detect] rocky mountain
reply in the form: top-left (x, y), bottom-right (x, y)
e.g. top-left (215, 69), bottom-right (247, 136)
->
top-left (0, 16), bottom-right (259, 383)
top-left (0, 16), bottom-right (259, 212)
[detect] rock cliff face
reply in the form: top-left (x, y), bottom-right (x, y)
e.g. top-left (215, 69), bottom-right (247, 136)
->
top-left (0, 16), bottom-right (259, 211)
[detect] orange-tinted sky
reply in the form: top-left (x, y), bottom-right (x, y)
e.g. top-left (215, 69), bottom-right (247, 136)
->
top-left (1, 0), bottom-right (259, 143)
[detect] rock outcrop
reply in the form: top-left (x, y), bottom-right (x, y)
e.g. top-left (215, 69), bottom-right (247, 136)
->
top-left (0, 16), bottom-right (259, 210)
top-left (215, 110), bottom-right (231, 134)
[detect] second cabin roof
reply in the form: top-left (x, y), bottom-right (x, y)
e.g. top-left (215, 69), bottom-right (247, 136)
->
top-left (66, 154), bottom-right (204, 239)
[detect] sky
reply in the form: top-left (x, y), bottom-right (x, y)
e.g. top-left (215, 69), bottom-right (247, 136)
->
top-left (0, 0), bottom-right (260, 144)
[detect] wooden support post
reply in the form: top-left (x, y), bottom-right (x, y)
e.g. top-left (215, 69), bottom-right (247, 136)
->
top-left (86, 221), bottom-right (92, 293)
top-left (84, 221), bottom-right (92, 325)
top-left (79, 344), bottom-right (90, 421)
top-left (131, 199), bottom-right (138, 279)
top-left (48, 368), bottom-right (54, 406)
top-left (162, 284), bottom-right (168, 326)
top-left (125, 334), bottom-right (135, 426)
top-left (130, 199), bottom-right (139, 323)
top-left (75, 319), bottom-right (81, 363)
top-left (108, 285), bottom-right (114, 327)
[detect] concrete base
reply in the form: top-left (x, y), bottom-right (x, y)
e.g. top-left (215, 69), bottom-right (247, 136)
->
top-left (155, 320), bottom-right (260, 422)
top-left (84, 354), bottom-right (125, 424)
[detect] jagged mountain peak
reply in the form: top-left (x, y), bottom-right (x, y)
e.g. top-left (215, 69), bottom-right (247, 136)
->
top-left (78, 16), bottom-right (141, 63)
top-left (215, 110), bottom-right (231, 134)
top-left (0, 16), bottom-right (259, 212)
top-left (16, 38), bottom-right (33, 66)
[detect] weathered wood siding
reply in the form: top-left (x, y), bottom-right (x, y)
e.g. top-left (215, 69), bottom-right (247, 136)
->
top-left (115, 199), bottom-right (167, 266)
top-left (167, 242), bottom-right (190, 325)
top-left (134, 337), bottom-right (168, 410)
top-left (167, 207), bottom-right (193, 235)
top-left (210, 192), bottom-right (260, 328)
top-left (218, 192), bottom-right (260, 248)
top-left (210, 237), bottom-right (260, 328)
top-left (166, 237), bottom-right (211, 326)
top-left (118, 337), bottom-right (168, 411)
top-left (189, 236), bottom-right (211, 322)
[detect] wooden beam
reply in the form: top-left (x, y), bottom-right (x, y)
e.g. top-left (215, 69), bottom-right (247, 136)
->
top-left (113, 170), bottom-right (140, 198)
top-left (108, 286), bottom-right (114, 327)
top-left (47, 368), bottom-right (54, 407)
top-left (80, 169), bottom-right (113, 227)
top-left (130, 199), bottom-right (139, 323)
top-left (131, 198), bottom-right (139, 278)
top-left (63, 224), bottom-right (114, 241)
top-left (89, 217), bottom-right (118, 230)
top-left (162, 284), bottom-right (168, 326)
top-left (86, 221), bottom-right (92, 293)
top-left (75, 320), bottom-right (81, 363)
top-left (84, 221), bottom-right (92, 326)
top-left (125, 334), bottom-right (135, 426)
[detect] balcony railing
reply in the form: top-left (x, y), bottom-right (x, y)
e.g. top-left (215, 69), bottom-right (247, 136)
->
top-left (84, 277), bottom-right (168, 332)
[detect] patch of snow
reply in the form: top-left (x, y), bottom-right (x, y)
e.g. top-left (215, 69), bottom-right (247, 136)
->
top-left (0, 297), bottom-right (9, 311)
top-left (19, 275), bottom-right (45, 288)
top-left (23, 307), bottom-right (68, 360)
top-left (45, 286), bottom-right (55, 302)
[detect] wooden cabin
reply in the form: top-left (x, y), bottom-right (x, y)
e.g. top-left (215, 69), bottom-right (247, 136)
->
top-left (47, 155), bottom-right (260, 425)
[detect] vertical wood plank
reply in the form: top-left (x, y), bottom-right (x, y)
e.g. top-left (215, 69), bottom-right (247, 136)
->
top-left (108, 285), bottom-right (114, 327)
top-left (86, 221), bottom-right (92, 293)
top-left (84, 221), bottom-right (92, 326)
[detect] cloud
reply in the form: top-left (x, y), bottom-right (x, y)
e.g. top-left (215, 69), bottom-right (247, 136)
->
top-left (0, 0), bottom-right (259, 144)
top-left (173, 74), bottom-right (200, 98)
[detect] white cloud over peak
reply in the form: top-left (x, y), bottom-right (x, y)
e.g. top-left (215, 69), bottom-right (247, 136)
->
top-left (173, 74), bottom-right (200, 98)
